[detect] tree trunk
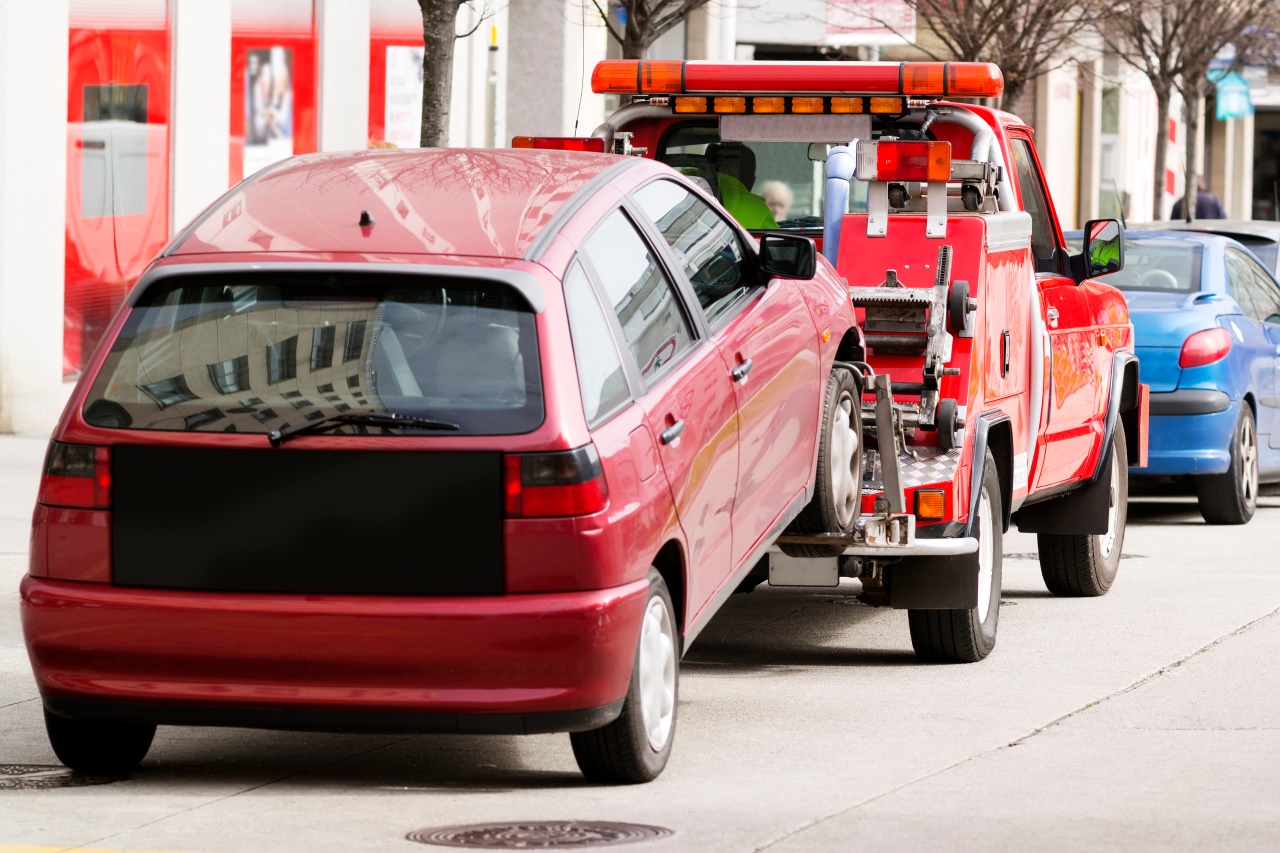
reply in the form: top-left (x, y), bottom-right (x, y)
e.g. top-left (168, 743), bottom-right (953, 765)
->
top-left (1182, 89), bottom-right (1202, 223)
top-left (1152, 86), bottom-right (1170, 221)
top-left (420, 0), bottom-right (462, 148)
top-left (1001, 77), bottom-right (1025, 114)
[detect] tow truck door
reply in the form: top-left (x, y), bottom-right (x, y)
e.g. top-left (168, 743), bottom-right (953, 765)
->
top-left (1006, 132), bottom-right (1099, 488)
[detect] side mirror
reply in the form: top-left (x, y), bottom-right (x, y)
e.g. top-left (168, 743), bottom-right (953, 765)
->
top-left (759, 233), bottom-right (817, 280)
top-left (1079, 218), bottom-right (1123, 281)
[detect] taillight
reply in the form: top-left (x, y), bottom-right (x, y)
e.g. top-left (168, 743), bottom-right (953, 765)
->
top-left (856, 140), bottom-right (952, 183)
top-left (38, 441), bottom-right (110, 509)
top-left (504, 445), bottom-right (608, 517)
top-left (1179, 327), bottom-right (1232, 368)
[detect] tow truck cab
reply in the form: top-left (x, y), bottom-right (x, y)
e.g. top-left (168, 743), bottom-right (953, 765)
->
top-left (529, 59), bottom-right (1149, 662)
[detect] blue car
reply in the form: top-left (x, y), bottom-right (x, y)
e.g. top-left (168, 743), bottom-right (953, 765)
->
top-left (1068, 229), bottom-right (1280, 524)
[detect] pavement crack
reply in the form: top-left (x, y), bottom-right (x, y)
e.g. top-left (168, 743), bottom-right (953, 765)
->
top-left (0, 696), bottom-right (36, 710)
top-left (753, 604), bottom-right (1280, 852)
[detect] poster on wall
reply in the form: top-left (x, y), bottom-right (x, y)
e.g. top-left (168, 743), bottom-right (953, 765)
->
top-left (245, 47), bottom-right (294, 174)
top-left (385, 45), bottom-right (424, 148)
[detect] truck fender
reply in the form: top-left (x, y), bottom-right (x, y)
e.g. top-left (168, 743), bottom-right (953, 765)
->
top-left (1094, 350), bottom-right (1142, 480)
top-left (965, 411), bottom-right (1012, 536)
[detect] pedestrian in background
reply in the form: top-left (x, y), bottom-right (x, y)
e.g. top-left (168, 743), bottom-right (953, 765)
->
top-left (1171, 180), bottom-right (1226, 220)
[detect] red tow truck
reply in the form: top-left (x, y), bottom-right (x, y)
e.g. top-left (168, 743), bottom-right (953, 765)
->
top-left (524, 59), bottom-right (1149, 662)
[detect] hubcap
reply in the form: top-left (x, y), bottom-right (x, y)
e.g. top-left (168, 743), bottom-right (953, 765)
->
top-left (829, 393), bottom-right (863, 528)
top-left (976, 491), bottom-right (994, 624)
top-left (1100, 457), bottom-right (1120, 559)
top-left (1241, 415), bottom-right (1258, 509)
top-left (638, 596), bottom-right (676, 751)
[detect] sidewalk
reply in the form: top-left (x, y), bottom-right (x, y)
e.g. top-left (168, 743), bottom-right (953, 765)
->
top-left (0, 433), bottom-right (48, 555)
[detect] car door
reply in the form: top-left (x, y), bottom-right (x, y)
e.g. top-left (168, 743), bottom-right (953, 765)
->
top-left (631, 177), bottom-right (822, 570)
top-left (578, 207), bottom-right (740, 616)
top-left (1007, 134), bottom-right (1095, 488)
top-left (1229, 248), bottom-right (1280, 449)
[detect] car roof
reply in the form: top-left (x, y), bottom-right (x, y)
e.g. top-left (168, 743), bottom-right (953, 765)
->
top-left (167, 148), bottom-right (635, 260)
top-left (1138, 219), bottom-right (1280, 244)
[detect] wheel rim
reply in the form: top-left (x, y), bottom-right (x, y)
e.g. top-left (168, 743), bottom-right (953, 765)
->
top-left (1099, 455), bottom-right (1121, 559)
top-left (1240, 414), bottom-right (1258, 509)
top-left (976, 491), bottom-right (994, 624)
top-left (829, 392), bottom-right (863, 528)
top-left (638, 596), bottom-right (676, 751)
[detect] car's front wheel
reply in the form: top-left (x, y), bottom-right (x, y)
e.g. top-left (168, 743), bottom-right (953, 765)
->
top-left (1196, 404), bottom-right (1258, 525)
top-left (44, 709), bottom-right (155, 775)
top-left (570, 569), bottom-right (677, 784)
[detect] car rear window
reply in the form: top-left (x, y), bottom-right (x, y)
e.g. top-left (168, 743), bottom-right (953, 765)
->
top-left (1064, 237), bottom-right (1202, 292)
top-left (83, 271), bottom-right (543, 435)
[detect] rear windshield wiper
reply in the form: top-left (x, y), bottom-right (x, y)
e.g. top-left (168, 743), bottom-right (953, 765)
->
top-left (268, 410), bottom-right (460, 447)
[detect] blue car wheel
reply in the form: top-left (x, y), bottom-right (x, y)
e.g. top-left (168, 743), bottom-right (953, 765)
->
top-left (1195, 404), bottom-right (1258, 524)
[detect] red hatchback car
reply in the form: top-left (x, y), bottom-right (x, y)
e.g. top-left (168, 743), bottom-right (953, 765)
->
top-left (22, 148), bottom-right (860, 783)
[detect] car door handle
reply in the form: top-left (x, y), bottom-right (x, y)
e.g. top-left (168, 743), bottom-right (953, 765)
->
top-left (660, 419), bottom-right (686, 445)
top-left (731, 358), bottom-right (754, 382)
top-left (1001, 330), bottom-right (1011, 377)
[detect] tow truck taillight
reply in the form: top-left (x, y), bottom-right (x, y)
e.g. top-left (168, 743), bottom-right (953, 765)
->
top-left (591, 59), bottom-right (1004, 100)
top-left (511, 136), bottom-right (607, 152)
top-left (38, 441), bottom-right (110, 509)
top-left (1179, 327), bottom-right (1232, 368)
top-left (504, 445), bottom-right (608, 517)
top-left (856, 140), bottom-right (952, 183)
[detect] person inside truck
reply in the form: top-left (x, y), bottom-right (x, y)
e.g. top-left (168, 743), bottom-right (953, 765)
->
top-left (760, 180), bottom-right (793, 221)
top-left (705, 142), bottom-right (778, 230)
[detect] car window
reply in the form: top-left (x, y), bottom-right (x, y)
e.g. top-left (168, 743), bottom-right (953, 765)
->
top-left (1008, 138), bottom-right (1059, 273)
top-left (82, 272), bottom-right (543, 435)
top-left (1240, 251), bottom-right (1280, 325)
top-left (1062, 237), bottom-right (1201, 292)
top-left (563, 260), bottom-right (631, 426)
top-left (633, 179), bottom-right (756, 326)
top-left (581, 208), bottom-right (695, 384)
top-left (1225, 248), bottom-right (1261, 320)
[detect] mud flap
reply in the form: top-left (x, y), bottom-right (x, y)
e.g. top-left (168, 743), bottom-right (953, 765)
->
top-left (888, 551), bottom-right (979, 609)
top-left (1010, 455), bottom-right (1113, 535)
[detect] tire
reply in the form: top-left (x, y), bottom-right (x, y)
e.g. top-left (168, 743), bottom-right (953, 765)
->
top-left (571, 569), bottom-right (677, 784)
top-left (1038, 420), bottom-right (1128, 596)
top-left (1196, 405), bottom-right (1258, 525)
top-left (780, 368), bottom-right (863, 558)
top-left (44, 709), bottom-right (155, 776)
top-left (908, 450), bottom-right (1002, 663)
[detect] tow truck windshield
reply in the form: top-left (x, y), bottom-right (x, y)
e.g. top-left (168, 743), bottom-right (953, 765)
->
top-left (658, 124), bottom-right (869, 231)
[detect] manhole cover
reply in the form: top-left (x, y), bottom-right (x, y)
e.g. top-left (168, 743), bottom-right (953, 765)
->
top-left (408, 821), bottom-right (673, 849)
top-left (0, 764), bottom-right (120, 789)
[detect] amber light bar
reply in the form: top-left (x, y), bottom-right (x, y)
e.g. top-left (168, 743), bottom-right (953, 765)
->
top-left (591, 60), bottom-right (1004, 99)
top-left (672, 95), bottom-right (906, 115)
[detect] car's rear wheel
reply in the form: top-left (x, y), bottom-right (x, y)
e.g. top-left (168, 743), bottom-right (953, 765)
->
top-left (44, 709), bottom-right (155, 776)
top-left (571, 569), bottom-right (677, 784)
top-left (780, 368), bottom-right (863, 558)
top-left (1038, 421), bottom-right (1128, 596)
top-left (908, 450), bottom-right (1002, 663)
top-left (1196, 404), bottom-right (1257, 525)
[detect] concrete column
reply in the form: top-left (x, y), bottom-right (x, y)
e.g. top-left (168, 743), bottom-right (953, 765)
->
top-left (1033, 65), bottom-right (1080, 229)
top-left (686, 5), bottom-right (720, 60)
top-left (1209, 110), bottom-right (1235, 215)
top-left (0, 0), bottom-right (70, 433)
top-left (506, 0), bottom-right (607, 139)
top-left (1077, 60), bottom-right (1103, 226)
top-left (316, 0), bottom-right (370, 151)
top-left (1231, 112), bottom-right (1255, 219)
top-left (171, 0), bottom-right (231, 232)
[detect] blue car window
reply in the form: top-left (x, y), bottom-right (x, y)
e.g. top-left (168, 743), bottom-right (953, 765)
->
top-left (1086, 238), bottom-right (1200, 292)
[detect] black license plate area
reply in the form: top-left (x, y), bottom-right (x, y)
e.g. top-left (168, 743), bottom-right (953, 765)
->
top-left (112, 447), bottom-right (503, 595)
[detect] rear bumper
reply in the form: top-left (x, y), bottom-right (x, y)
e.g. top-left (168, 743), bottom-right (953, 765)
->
top-left (1133, 405), bottom-right (1236, 476)
top-left (21, 575), bottom-right (648, 728)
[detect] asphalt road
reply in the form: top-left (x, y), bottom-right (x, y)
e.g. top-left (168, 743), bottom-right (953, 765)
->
top-left (2, 433), bottom-right (1279, 852)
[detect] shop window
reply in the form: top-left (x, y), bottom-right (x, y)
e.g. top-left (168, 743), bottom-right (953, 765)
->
top-left (369, 0), bottom-right (426, 148)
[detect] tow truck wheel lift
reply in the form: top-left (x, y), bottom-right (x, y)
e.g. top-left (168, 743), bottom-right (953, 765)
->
top-left (772, 242), bottom-right (980, 608)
